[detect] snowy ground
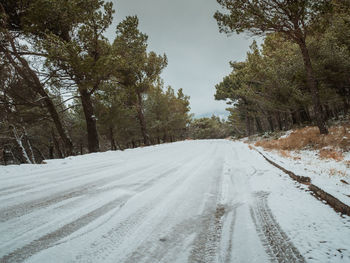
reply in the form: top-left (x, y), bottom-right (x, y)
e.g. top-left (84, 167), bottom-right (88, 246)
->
top-left (255, 146), bottom-right (350, 207)
top-left (0, 140), bottom-right (350, 263)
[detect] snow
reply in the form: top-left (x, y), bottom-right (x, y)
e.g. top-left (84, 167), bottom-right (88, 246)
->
top-left (255, 147), bottom-right (350, 207)
top-left (0, 140), bottom-right (350, 262)
top-left (279, 130), bottom-right (293, 139)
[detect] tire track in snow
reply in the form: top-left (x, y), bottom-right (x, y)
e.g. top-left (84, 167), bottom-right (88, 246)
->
top-left (0, 184), bottom-right (27, 193)
top-left (0, 168), bottom-right (136, 222)
top-left (71, 152), bottom-right (216, 263)
top-left (187, 143), bottom-right (239, 263)
top-left (0, 197), bottom-right (127, 263)
top-left (250, 191), bottom-right (305, 263)
top-left (52, 166), bottom-right (181, 244)
top-left (1, 141), bottom-right (252, 262)
top-left (124, 205), bottom-right (238, 263)
top-left (188, 205), bottom-right (226, 263)
top-left (0, 161), bottom-right (137, 207)
top-left (0, 164), bottom-right (181, 246)
top-left (0, 162), bottom-right (173, 222)
top-left (0, 186), bottom-right (32, 197)
top-left (188, 155), bottom-right (227, 263)
top-left (221, 204), bottom-right (240, 263)
top-left (0, 165), bottom-right (182, 263)
top-left (0, 160), bottom-right (122, 189)
top-left (123, 153), bottom-right (227, 263)
top-left (0, 143), bottom-right (188, 200)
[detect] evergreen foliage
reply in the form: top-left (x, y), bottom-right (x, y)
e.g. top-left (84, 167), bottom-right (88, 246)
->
top-left (214, 0), bottom-right (350, 137)
top-left (0, 0), bottom-right (191, 163)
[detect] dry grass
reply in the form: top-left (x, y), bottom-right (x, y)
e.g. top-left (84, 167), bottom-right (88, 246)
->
top-left (255, 125), bottom-right (350, 151)
top-left (278, 150), bottom-right (292, 158)
top-left (345, 161), bottom-right (350, 169)
top-left (255, 124), bottom-right (350, 161)
top-left (318, 149), bottom-right (344, 161)
top-left (329, 168), bottom-right (348, 177)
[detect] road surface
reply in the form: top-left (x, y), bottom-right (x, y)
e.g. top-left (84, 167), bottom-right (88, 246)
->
top-left (0, 140), bottom-right (349, 263)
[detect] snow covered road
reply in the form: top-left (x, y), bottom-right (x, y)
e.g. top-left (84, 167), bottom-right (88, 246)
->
top-left (1, 140), bottom-right (350, 263)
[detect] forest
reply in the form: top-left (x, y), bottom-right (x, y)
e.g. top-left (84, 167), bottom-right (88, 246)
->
top-left (214, 0), bottom-right (350, 137)
top-left (0, 0), bottom-right (200, 164)
top-left (1, 0), bottom-right (350, 164)
top-left (1, 2), bottom-right (350, 262)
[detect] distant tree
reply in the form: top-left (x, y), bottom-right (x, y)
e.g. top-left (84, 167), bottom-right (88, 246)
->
top-left (95, 81), bottom-right (140, 150)
top-left (144, 84), bottom-right (191, 143)
top-left (189, 116), bottom-right (231, 139)
top-left (113, 16), bottom-right (167, 146)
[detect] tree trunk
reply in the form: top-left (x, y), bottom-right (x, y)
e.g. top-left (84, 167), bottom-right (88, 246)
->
top-left (79, 88), bottom-right (100, 153)
top-left (17, 67), bottom-right (73, 155)
top-left (115, 138), bottom-right (123, 151)
top-left (245, 115), bottom-right (252, 136)
top-left (33, 146), bottom-right (46, 163)
top-left (290, 110), bottom-right (299, 125)
top-left (343, 98), bottom-right (349, 116)
top-left (109, 126), bottom-right (117, 151)
top-left (48, 144), bottom-right (54, 159)
top-left (330, 105), bottom-right (338, 120)
top-left (255, 116), bottom-right (263, 134)
top-left (300, 107), bottom-right (311, 123)
top-left (297, 40), bottom-right (328, 134)
top-left (11, 126), bottom-right (32, 164)
top-left (0, 38), bottom-right (74, 155)
top-left (324, 104), bottom-right (334, 120)
top-left (3, 149), bottom-right (8, 165)
top-left (80, 142), bottom-right (83, 155)
top-left (136, 92), bottom-right (150, 146)
top-left (276, 112), bottom-right (283, 131)
top-left (42, 95), bottom-right (73, 156)
top-left (23, 127), bottom-right (36, 164)
top-left (267, 115), bottom-right (274, 132)
top-left (283, 112), bottom-right (289, 131)
top-left (52, 129), bottom-right (63, 159)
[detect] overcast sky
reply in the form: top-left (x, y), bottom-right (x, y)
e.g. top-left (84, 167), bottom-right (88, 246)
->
top-left (106, 0), bottom-right (259, 118)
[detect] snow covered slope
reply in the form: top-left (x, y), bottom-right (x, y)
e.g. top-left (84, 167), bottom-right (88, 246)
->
top-left (255, 147), bottom-right (350, 207)
top-left (0, 140), bottom-right (350, 263)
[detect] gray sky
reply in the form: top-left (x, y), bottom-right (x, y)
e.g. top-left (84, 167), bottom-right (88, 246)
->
top-left (106, 0), bottom-right (259, 118)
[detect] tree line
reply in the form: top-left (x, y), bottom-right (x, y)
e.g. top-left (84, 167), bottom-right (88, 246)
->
top-left (214, 0), bottom-right (350, 137)
top-left (189, 115), bottom-right (232, 140)
top-left (0, 0), bottom-right (191, 164)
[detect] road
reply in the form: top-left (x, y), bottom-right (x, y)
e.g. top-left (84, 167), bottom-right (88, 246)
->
top-left (0, 140), bottom-right (349, 263)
